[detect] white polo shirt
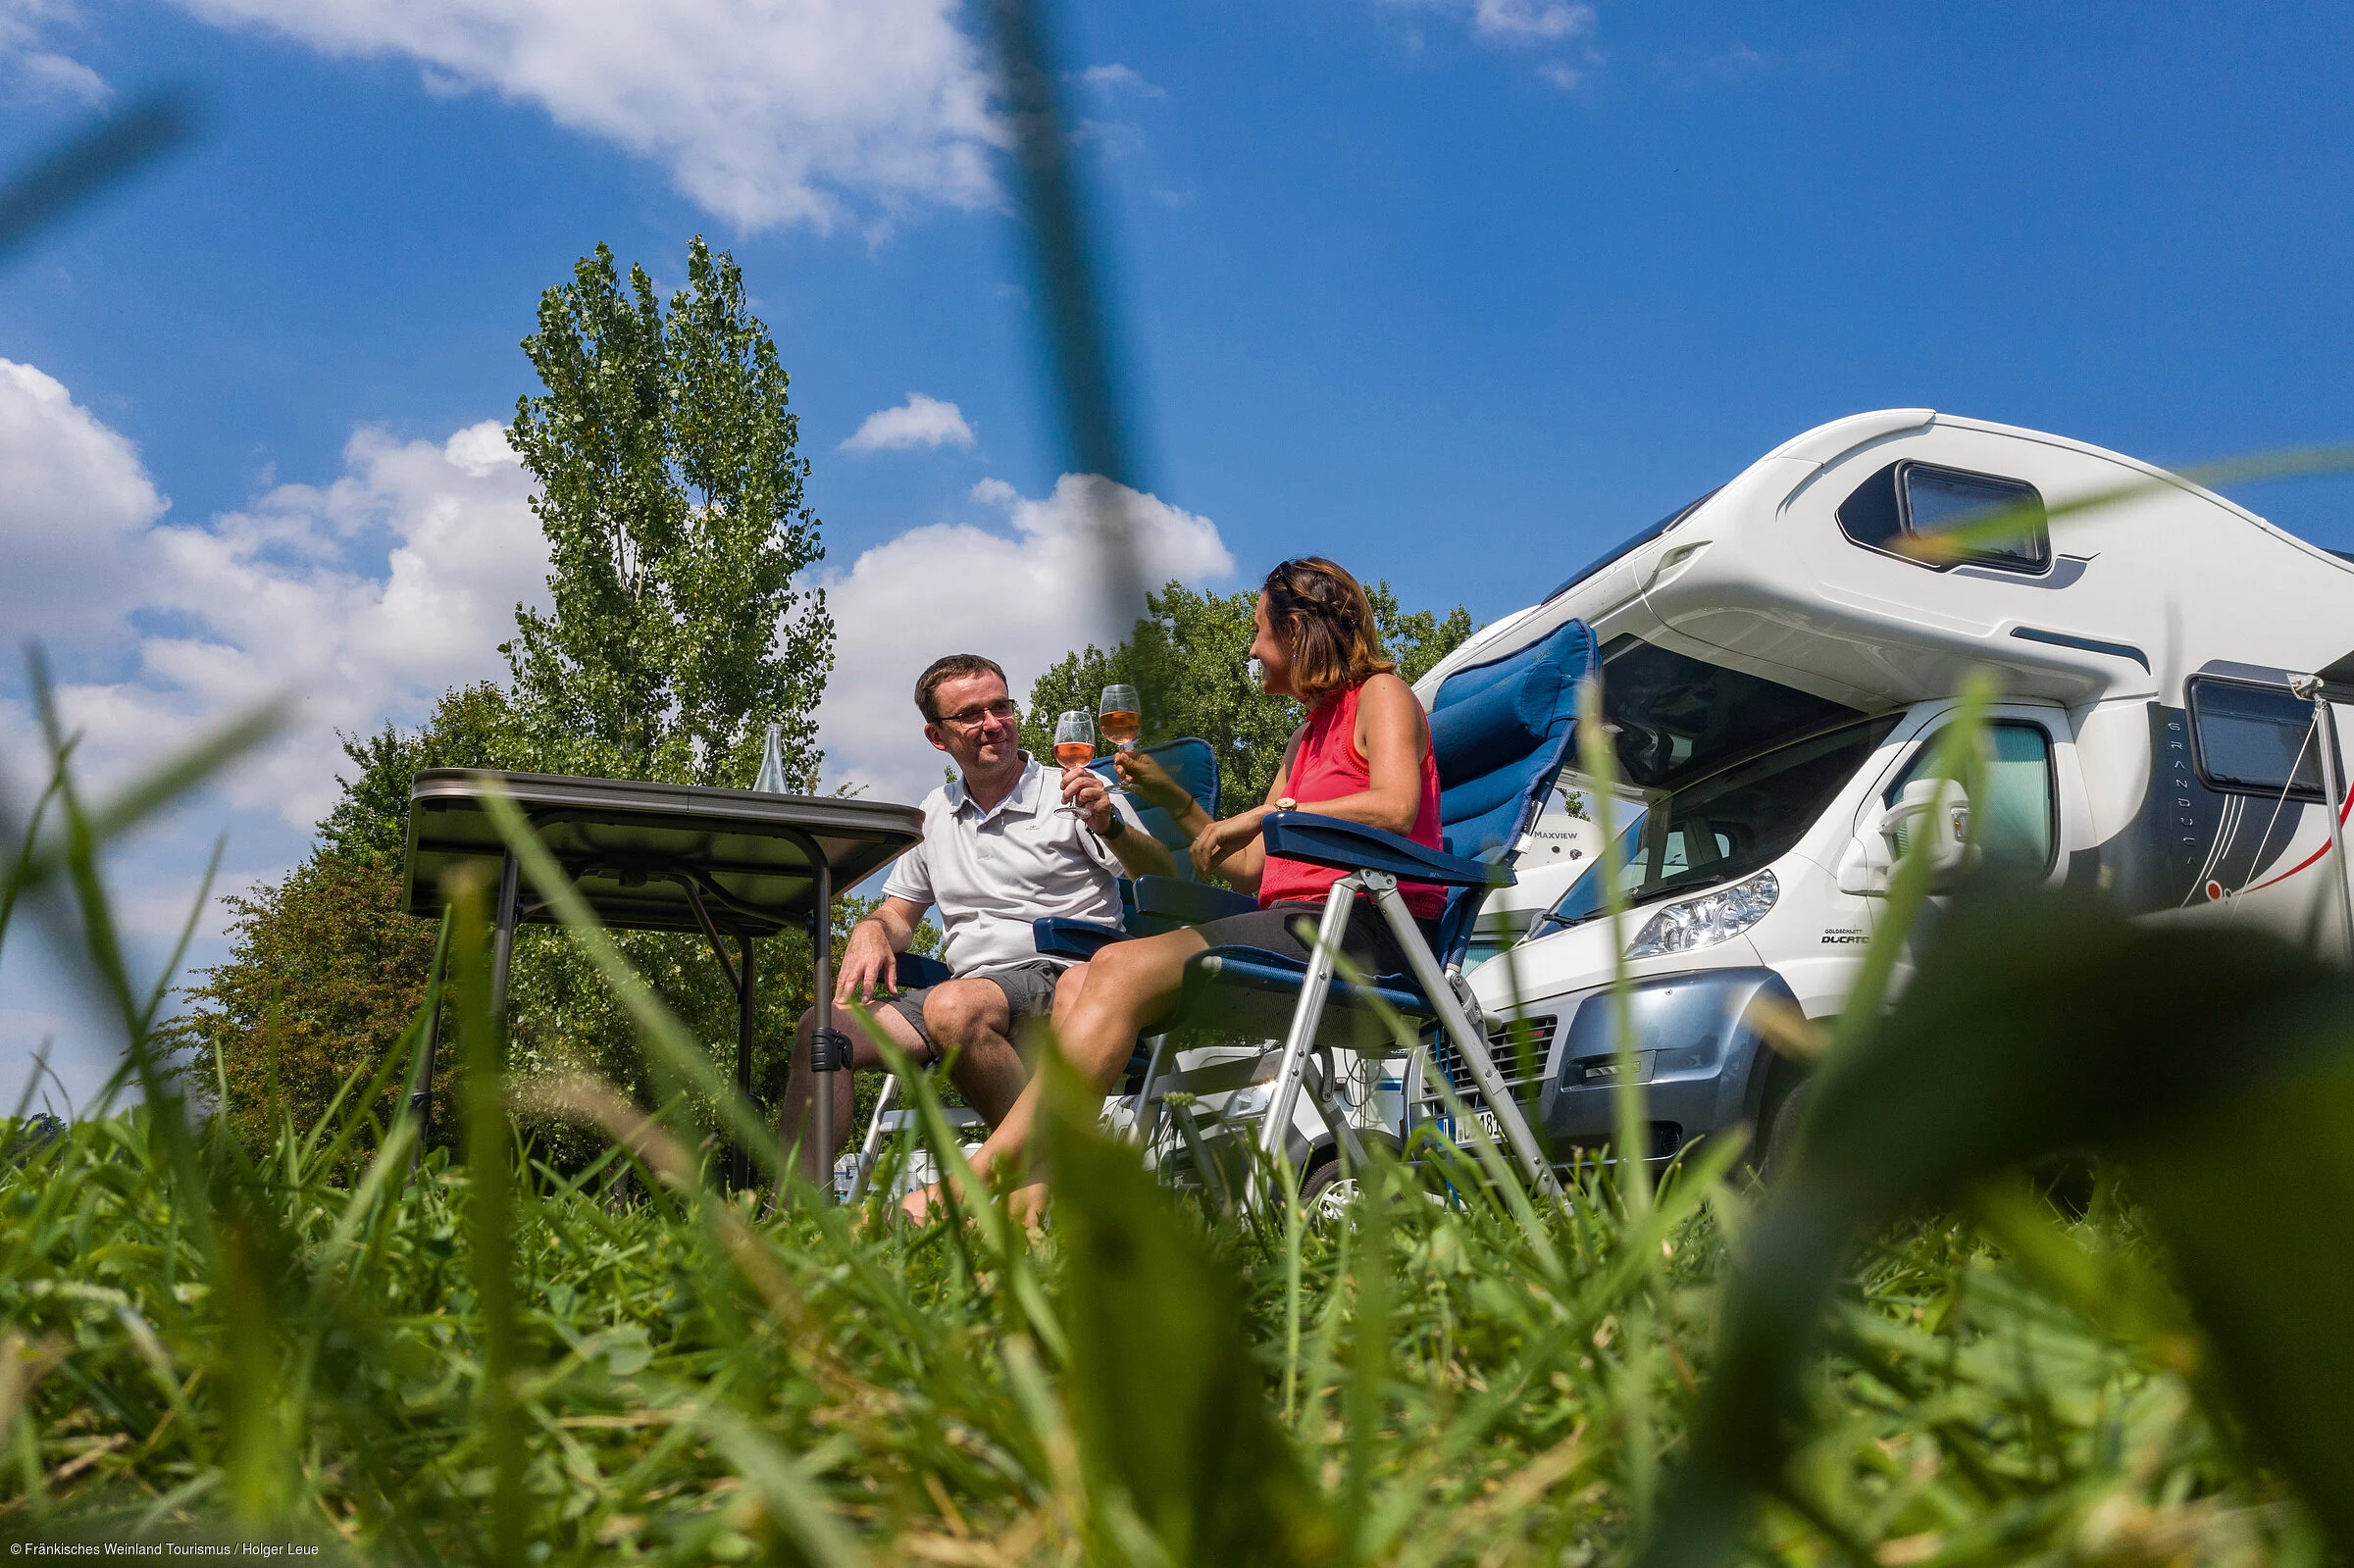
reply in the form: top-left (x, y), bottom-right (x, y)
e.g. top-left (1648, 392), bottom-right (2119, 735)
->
top-left (882, 755), bottom-right (1148, 977)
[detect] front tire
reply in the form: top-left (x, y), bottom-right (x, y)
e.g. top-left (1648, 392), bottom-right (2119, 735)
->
top-left (1757, 1074), bottom-right (1815, 1186)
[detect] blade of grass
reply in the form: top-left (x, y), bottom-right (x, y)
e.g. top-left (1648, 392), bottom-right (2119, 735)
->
top-left (1575, 673), bottom-right (1650, 1216)
top-left (446, 862), bottom-right (526, 1564)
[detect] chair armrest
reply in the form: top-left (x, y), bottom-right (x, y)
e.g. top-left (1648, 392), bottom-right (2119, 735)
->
top-left (1133, 877), bottom-right (1256, 927)
top-left (1033, 917), bottom-right (1131, 961)
top-left (895, 951), bottom-right (952, 989)
top-left (1261, 811), bottom-right (1513, 889)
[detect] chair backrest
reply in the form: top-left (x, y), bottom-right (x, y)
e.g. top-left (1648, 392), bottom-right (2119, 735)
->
top-left (1424, 619), bottom-right (1598, 965)
top-left (1088, 736), bottom-right (1220, 878)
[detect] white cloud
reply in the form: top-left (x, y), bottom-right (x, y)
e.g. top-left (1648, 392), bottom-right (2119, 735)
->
top-left (4, 402), bottom-right (549, 830)
top-left (1076, 63), bottom-right (1163, 99)
top-left (0, 360), bottom-right (165, 640)
top-left (813, 473), bottom-right (1233, 804)
top-left (1465, 0), bottom-right (1593, 41)
top-left (841, 391), bottom-right (976, 455)
top-left (1380, 0), bottom-right (1600, 83)
top-left (0, 0), bottom-right (106, 103)
top-left (167, 0), bottom-right (1001, 231)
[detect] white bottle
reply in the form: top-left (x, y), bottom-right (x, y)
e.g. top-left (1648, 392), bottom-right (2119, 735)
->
top-left (753, 721), bottom-right (789, 794)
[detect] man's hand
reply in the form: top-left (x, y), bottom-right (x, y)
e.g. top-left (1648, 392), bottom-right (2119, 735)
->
top-left (834, 917), bottom-right (898, 1005)
top-left (1190, 808), bottom-right (1264, 881)
top-left (1060, 764), bottom-right (1119, 835)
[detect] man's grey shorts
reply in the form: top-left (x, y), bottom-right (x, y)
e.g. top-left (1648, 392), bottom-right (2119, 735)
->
top-left (881, 960), bottom-right (1064, 1057)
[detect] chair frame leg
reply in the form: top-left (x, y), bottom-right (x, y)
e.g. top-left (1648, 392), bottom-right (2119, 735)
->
top-left (1254, 877), bottom-right (1361, 1168)
top-left (1362, 874), bottom-right (1561, 1197)
top-left (1130, 1031), bottom-right (1174, 1150)
top-left (1300, 1049), bottom-right (1368, 1174)
top-left (844, 1073), bottom-right (898, 1205)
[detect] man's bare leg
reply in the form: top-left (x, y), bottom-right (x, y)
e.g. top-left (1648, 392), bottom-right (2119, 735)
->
top-left (922, 977), bottom-right (1030, 1130)
top-left (776, 1001), bottom-right (930, 1186)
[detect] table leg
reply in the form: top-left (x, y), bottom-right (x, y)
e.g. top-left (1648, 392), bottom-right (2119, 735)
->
top-left (406, 982), bottom-right (443, 1171)
top-left (810, 860), bottom-right (835, 1205)
top-left (488, 849), bottom-right (521, 1025)
top-left (732, 931), bottom-right (756, 1191)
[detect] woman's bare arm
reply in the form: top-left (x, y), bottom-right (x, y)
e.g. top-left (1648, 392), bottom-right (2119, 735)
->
top-left (1273, 674), bottom-right (1427, 835)
top-left (1189, 732), bottom-right (1304, 890)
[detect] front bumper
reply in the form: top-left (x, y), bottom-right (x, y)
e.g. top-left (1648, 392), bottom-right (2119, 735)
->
top-left (1531, 967), bottom-right (1796, 1153)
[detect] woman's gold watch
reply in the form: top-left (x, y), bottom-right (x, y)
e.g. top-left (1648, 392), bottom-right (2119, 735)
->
top-left (1274, 797), bottom-right (1298, 812)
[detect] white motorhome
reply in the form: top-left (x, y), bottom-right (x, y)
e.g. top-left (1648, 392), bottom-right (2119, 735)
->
top-left (1410, 409), bottom-right (2354, 1168)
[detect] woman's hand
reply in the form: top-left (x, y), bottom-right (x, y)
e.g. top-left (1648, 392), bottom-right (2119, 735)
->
top-left (1112, 749), bottom-right (1192, 815)
top-left (1190, 808), bottom-right (1264, 881)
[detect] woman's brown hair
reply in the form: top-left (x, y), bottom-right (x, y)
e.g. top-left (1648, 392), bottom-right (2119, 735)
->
top-left (1262, 557), bottom-right (1393, 706)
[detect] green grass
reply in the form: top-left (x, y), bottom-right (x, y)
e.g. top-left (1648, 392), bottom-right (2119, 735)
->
top-left (0, 670), bottom-right (2334, 1564)
top-left (0, 1100), bottom-right (2302, 1563)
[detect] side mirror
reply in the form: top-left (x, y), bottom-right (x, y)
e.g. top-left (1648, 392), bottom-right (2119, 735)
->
top-left (1881, 777), bottom-right (1973, 878)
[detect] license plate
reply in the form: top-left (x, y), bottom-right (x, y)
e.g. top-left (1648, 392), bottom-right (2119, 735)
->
top-left (1473, 1108), bottom-right (1505, 1142)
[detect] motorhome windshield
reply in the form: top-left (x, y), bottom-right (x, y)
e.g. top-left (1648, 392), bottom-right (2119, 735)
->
top-left (1598, 635), bottom-right (1864, 790)
top-left (1535, 638), bottom-right (1894, 934)
top-left (1541, 715), bottom-right (1900, 932)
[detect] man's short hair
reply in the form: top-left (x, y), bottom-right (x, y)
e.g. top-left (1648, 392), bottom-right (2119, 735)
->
top-left (914, 654), bottom-right (1008, 720)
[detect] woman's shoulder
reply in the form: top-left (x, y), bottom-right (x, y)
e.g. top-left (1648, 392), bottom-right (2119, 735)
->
top-left (1354, 670), bottom-right (1422, 718)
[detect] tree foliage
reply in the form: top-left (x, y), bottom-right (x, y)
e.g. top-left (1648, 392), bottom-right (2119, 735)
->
top-left (1022, 580), bottom-right (1476, 812)
top-left (172, 239), bottom-right (843, 1163)
top-left (503, 237), bottom-right (832, 788)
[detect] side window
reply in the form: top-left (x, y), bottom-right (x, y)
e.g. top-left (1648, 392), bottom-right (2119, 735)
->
top-left (1885, 721), bottom-right (2056, 874)
top-left (2188, 678), bottom-right (2329, 800)
top-left (1837, 460), bottom-right (2051, 574)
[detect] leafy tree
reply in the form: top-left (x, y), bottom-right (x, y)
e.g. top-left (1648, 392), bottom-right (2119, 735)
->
top-left (316, 683), bottom-right (524, 865)
top-left (503, 237), bottom-right (832, 788)
top-left (1024, 580), bottom-right (1477, 813)
top-left (172, 239), bottom-right (845, 1164)
top-left (169, 683), bottom-right (518, 1163)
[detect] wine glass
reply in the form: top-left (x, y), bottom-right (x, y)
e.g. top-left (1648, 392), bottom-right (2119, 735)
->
top-left (1051, 710), bottom-right (1097, 816)
top-left (1098, 684), bottom-right (1141, 792)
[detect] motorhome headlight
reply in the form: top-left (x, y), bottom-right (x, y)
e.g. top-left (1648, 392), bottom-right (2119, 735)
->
top-left (1625, 870), bottom-right (1779, 958)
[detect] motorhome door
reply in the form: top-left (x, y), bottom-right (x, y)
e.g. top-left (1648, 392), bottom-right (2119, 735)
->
top-left (1838, 701), bottom-right (2091, 897)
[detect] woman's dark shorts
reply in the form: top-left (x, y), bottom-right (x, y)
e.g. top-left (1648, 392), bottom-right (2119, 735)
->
top-left (881, 959), bottom-right (1064, 1057)
top-left (1191, 898), bottom-right (1441, 979)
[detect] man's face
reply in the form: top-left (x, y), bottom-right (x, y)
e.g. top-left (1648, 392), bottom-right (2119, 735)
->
top-left (924, 670), bottom-right (1023, 778)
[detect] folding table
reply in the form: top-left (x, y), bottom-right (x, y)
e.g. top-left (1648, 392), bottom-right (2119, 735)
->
top-left (401, 769), bottom-right (924, 1192)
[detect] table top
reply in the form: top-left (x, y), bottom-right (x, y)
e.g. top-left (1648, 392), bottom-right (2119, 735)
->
top-left (403, 770), bottom-right (925, 936)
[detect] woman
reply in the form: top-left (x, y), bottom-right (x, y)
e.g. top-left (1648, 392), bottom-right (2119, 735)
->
top-left (908, 556), bottom-right (1445, 1225)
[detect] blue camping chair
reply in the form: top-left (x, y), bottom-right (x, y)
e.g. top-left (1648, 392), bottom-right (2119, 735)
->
top-left (1039, 620), bottom-right (1599, 1197)
top-left (1033, 736), bottom-right (1223, 956)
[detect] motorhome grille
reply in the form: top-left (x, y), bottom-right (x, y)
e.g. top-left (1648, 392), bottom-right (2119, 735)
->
top-left (1419, 1015), bottom-right (1558, 1107)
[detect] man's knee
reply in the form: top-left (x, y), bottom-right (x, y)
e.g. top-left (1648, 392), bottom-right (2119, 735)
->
top-left (922, 979), bottom-right (1008, 1050)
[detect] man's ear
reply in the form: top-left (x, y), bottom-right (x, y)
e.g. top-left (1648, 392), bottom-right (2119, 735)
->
top-left (924, 722), bottom-right (949, 754)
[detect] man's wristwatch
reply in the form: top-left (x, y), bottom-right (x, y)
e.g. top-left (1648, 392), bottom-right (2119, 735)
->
top-left (1100, 809), bottom-right (1128, 840)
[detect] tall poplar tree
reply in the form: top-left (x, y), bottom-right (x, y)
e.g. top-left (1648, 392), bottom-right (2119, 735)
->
top-left (503, 238), bottom-right (832, 787)
top-left (173, 239), bottom-right (843, 1160)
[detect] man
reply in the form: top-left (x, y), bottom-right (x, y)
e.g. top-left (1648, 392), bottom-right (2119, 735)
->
top-left (778, 653), bottom-right (1173, 1187)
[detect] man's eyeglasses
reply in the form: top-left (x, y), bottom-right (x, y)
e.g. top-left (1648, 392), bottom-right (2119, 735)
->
top-left (934, 698), bottom-right (1020, 730)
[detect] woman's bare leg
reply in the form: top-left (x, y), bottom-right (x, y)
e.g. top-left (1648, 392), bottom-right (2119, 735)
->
top-left (906, 927), bottom-right (1206, 1218)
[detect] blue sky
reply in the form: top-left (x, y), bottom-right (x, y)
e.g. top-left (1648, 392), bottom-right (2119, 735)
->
top-left (3, 0), bottom-right (2350, 1107)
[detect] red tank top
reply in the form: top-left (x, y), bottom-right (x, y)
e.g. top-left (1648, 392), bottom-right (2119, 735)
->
top-left (1256, 681), bottom-right (1448, 919)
